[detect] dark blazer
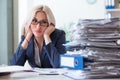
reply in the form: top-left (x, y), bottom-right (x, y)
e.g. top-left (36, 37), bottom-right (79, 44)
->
top-left (10, 29), bottom-right (66, 68)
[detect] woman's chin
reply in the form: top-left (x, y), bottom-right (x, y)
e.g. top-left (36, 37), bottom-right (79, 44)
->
top-left (34, 34), bottom-right (42, 38)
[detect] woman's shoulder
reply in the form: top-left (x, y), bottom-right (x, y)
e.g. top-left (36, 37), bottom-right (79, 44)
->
top-left (50, 29), bottom-right (65, 39)
top-left (54, 29), bottom-right (65, 35)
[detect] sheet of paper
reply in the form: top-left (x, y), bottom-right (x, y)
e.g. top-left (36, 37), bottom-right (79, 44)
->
top-left (32, 68), bottom-right (68, 75)
top-left (0, 66), bottom-right (31, 73)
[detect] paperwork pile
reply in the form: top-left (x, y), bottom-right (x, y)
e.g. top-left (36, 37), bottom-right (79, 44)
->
top-left (64, 18), bottom-right (120, 79)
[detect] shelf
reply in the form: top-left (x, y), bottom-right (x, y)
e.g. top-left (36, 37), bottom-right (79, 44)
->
top-left (106, 8), bottom-right (120, 12)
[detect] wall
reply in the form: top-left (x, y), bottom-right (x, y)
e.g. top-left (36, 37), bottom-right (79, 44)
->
top-left (0, 0), bottom-right (13, 65)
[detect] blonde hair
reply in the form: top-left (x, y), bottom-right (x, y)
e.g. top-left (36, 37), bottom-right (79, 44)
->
top-left (21, 5), bottom-right (56, 36)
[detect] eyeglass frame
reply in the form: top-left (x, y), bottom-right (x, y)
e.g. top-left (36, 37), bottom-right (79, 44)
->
top-left (31, 18), bottom-right (49, 27)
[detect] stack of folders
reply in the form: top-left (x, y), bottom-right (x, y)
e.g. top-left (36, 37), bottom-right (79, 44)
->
top-left (63, 18), bottom-right (120, 79)
top-left (105, 0), bottom-right (115, 9)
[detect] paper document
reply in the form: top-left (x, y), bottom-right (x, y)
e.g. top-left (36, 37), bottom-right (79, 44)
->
top-left (0, 66), bottom-right (32, 73)
top-left (32, 68), bottom-right (68, 75)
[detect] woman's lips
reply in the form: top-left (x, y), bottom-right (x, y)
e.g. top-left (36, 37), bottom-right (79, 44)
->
top-left (35, 30), bottom-right (41, 33)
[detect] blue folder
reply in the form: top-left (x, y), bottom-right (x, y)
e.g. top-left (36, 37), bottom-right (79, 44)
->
top-left (60, 54), bottom-right (84, 70)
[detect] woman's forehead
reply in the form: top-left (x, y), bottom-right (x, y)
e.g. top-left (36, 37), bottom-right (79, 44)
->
top-left (34, 11), bottom-right (47, 20)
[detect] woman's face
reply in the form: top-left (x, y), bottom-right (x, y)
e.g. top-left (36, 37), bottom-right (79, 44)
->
top-left (30, 11), bottom-right (48, 38)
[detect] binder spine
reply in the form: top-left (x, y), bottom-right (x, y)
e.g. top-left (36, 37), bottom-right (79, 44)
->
top-left (105, 0), bottom-right (115, 9)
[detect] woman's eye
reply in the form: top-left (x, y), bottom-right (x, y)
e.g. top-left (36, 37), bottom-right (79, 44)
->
top-left (32, 18), bottom-right (38, 23)
top-left (41, 20), bottom-right (47, 24)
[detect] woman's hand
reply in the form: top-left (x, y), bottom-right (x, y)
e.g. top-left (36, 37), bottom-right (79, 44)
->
top-left (44, 24), bottom-right (55, 45)
top-left (25, 28), bottom-right (33, 42)
top-left (22, 28), bottom-right (33, 49)
top-left (44, 24), bottom-right (55, 37)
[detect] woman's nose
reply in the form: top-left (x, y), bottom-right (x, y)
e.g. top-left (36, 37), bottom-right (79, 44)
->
top-left (36, 23), bottom-right (41, 29)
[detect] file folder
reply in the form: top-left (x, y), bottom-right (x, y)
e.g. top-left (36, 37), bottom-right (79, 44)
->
top-left (60, 54), bottom-right (84, 70)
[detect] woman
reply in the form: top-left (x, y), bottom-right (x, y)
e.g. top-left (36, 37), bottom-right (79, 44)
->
top-left (10, 5), bottom-right (66, 68)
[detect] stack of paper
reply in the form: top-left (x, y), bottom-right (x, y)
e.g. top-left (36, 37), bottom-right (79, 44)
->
top-left (63, 18), bottom-right (120, 79)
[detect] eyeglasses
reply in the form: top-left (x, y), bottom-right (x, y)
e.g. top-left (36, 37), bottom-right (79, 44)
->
top-left (31, 18), bottom-right (48, 27)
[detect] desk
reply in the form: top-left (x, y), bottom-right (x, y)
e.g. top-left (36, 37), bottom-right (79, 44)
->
top-left (0, 66), bottom-right (120, 80)
top-left (0, 71), bottom-right (72, 80)
top-left (1, 71), bottom-right (120, 80)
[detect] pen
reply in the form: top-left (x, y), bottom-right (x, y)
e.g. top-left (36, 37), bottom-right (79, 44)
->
top-left (39, 71), bottom-right (59, 75)
top-left (39, 73), bottom-right (59, 75)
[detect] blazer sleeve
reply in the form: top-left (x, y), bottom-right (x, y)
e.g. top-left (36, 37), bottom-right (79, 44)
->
top-left (45, 30), bottom-right (66, 68)
top-left (10, 35), bottom-right (27, 66)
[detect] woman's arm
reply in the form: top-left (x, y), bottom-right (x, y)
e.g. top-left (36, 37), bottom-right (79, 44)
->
top-left (10, 36), bottom-right (27, 66)
top-left (44, 24), bottom-right (55, 45)
top-left (22, 28), bottom-right (33, 49)
top-left (45, 30), bottom-right (66, 68)
top-left (10, 27), bottom-right (33, 66)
